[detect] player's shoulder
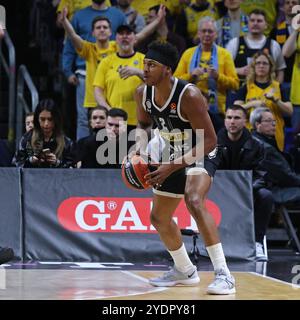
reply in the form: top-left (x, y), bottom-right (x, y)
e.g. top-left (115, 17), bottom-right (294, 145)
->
top-left (182, 83), bottom-right (202, 100)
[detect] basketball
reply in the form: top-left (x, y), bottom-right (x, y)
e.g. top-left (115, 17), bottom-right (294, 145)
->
top-left (121, 155), bottom-right (151, 190)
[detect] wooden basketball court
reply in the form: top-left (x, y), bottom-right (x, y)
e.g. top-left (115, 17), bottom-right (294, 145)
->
top-left (0, 267), bottom-right (299, 300)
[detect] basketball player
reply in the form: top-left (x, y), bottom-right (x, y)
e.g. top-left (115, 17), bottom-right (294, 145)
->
top-left (134, 41), bottom-right (236, 295)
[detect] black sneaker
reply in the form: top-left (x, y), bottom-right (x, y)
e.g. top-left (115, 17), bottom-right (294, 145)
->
top-left (0, 247), bottom-right (14, 264)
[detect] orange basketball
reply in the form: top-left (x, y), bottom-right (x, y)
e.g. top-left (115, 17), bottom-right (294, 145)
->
top-left (121, 155), bottom-right (151, 190)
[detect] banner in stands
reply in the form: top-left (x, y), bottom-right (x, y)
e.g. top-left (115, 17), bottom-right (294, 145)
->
top-left (0, 168), bottom-right (22, 258)
top-left (23, 169), bottom-right (255, 262)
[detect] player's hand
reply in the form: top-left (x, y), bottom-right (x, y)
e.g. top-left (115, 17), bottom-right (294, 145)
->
top-left (144, 164), bottom-right (173, 188)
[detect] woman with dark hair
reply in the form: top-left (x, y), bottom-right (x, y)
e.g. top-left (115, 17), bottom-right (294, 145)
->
top-left (234, 51), bottom-right (293, 151)
top-left (12, 99), bottom-right (74, 168)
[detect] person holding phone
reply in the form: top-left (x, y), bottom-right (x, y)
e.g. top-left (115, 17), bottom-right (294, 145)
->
top-left (12, 99), bottom-right (75, 168)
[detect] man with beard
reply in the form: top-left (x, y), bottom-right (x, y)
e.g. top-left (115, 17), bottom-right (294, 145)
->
top-left (93, 24), bottom-right (145, 132)
top-left (75, 107), bottom-right (129, 168)
top-left (216, 105), bottom-right (273, 260)
top-left (62, 0), bottom-right (126, 140)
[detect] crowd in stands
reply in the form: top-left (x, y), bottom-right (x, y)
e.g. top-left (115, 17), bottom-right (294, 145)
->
top-left (1, 0), bottom-right (300, 263)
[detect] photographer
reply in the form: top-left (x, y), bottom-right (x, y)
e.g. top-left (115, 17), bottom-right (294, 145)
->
top-left (12, 99), bottom-right (74, 168)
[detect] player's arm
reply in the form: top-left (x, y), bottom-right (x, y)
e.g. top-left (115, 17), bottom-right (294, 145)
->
top-left (60, 7), bottom-right (83, 52)
top-left (133, 85), bottom-right (153, 155)
top-left (171, 85), bottom-right (217, 169)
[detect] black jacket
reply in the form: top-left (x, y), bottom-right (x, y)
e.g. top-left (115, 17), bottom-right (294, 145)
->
top-left (252, 131), bottom-right (300, 188)
top-left (12, 130), bottom-right (74, 168)
top-left (216, 128), bottom-right (268, 189)
top-left (74, 130), bottom-right (133, 169)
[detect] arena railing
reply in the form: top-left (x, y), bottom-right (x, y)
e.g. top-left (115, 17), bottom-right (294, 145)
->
top-left (0, 29), bottom-right (15, 143)
top-left (16, 64), bottom-right (39, 145)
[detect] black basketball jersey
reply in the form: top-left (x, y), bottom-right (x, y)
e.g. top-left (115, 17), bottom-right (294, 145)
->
top-left (142, 77), bottom-right (198, 162)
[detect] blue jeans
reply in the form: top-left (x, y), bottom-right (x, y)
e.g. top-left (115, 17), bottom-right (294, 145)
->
top-left (76, 74), bottom-right (90, 140)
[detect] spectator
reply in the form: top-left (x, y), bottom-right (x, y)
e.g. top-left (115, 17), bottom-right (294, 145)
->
top-left (12, 99), bottom-right (74, 168)
top-left (226, 9), bottom-right (286, 83)
top-left (25, 112), bottom-right (34, 132)
top-left (216, 105), bottom-right (273, 261)
top-left (75, 108), bottom-right (130, 168)
top-left (175, 0), bottom-right (217, 47)
top-left (135, 5), bottom-right (186, 56)
top-left (234, 51), bottom-right (293, 151)
top-left (93, 25), bottom-right (144, 131)
top-left (61, 11), bottom-right (117, 112)
top-left (74, 106), bottom-right (108, 167)
top-left (116, 0), bottom-right (146, 33)
top-left (250, 107), bottom-right (300, 188)
top-left (270, 0), bottom-right (299, 85)
top-left (216, 0), bottom-right (248, 48)
top-left (62, 0), bottom-right (126, 140)
top-left (174, 16), bottom-right (239, 133)
top-left (282, 14), bottom-right (300, 135)
top-left (56, 0), bottom-right (111, 26)
top-left (60, 5), bottom-right (166, 111)
top-left (240, 0), bottom-right (279, 35)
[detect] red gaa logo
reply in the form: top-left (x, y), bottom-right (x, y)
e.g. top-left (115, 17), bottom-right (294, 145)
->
top-left (57, 198), bottom-right (221, 233)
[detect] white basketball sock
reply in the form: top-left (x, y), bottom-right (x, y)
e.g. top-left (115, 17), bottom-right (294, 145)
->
top-left (206, 243), bottom-right (230, 274)
top-left (168, 243), bottom-right (194, 273)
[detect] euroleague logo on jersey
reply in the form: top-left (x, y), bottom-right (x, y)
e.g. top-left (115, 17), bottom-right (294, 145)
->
top-left (170, 102), bottom-right (177, 114)
top-left (57, 197), bottom-right (222, 233)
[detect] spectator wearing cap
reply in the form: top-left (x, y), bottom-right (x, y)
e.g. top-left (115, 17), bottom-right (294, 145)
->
top-left (93, 24), bottom-right (145, 131)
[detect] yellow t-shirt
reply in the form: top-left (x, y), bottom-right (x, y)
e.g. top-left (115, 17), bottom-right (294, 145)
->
top-left (93, 52), bottom-right (145, 125)
top-left (131, 0), bottom-right (176, 18)
top-left (77, 40), bottom-right (117, 108)
top-left (240, 0), bottom-right (277, 35)
top-left (290, 34), bottom-right (300, 105)
top-left (184, 5), bottom-right (217, 42)
top-left (174, 45), bottom-right (239, 114)
top-left (246, 81), bottom-right (285, 151)
top-left (57, 0), bottom-right (111, 19)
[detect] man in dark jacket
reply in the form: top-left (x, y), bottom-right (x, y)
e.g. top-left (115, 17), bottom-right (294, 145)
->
top-left (250, 107), bottom-right (300, 200)
top-left (75, 108), bottom-right (131, 168)
top-left (216, 105), bottom-right (273, 260)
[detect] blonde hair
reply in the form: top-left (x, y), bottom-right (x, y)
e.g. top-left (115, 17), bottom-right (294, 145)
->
top-left (247, 51), bottom-right (276, 83)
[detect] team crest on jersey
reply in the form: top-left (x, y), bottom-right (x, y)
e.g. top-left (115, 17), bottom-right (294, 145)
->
top-left (145, 100), bottom-right (152, 113)
top-left (133, 60), bottom-right (139, 65)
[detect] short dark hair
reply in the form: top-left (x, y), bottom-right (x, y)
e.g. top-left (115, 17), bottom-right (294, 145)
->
top-left (147, 40), bottom-right (179, 72)
top-left (25, 112), bottom-right (34, 118)
top-left (91, 16), bottom-right (111, 30)
top-left (108, 108), bottom-right (128, 121)
top-left (88, 106), bottom-right (108, 121)
top-left (149, 5), bottom-right (170, 17)
top-left (249, 9), bottom-right (266, 20)
top-left (227, 105), bottom-right (248, 117)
